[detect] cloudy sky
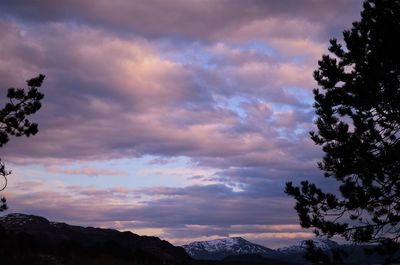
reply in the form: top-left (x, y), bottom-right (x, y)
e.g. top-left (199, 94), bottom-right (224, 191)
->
top-left (0, 0), bottom-right (363, 248)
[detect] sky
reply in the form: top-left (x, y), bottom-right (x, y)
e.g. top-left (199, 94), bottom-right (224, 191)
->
top-left (0, 0), bottom-right (363, 248)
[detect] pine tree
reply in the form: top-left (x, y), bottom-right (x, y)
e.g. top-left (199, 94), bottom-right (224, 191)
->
top-left (286, 0), bottom-right (400, 263)
top-left (0, 74), bottom-right (45, 211)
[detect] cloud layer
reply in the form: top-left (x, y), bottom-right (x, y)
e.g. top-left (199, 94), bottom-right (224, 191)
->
top-left (0, 0), bottom-right (363, 248)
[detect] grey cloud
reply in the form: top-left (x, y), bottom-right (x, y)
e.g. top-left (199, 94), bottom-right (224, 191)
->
top-left (3, 181), bottom-right (321, 247)
top-left (0, 20), bottom-right (322, 179)
top-left (0, 0), bottom-right (360, 247)
top-left (0, 0), bottom-right (362, 42)
top-left (6, 183), bottom-right (298, 227)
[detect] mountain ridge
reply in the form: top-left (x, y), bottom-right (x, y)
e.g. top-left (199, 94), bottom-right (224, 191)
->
top-left (276, 238), bottom-right (340, 254)
top-left (0, 213), bottom-right (197, 265)
top-left (0, 213), bottom-right (391, 265)
top-left (182, 237), bottom-right (275, 260)
top-left (182, 236), bottom-right (390, 265)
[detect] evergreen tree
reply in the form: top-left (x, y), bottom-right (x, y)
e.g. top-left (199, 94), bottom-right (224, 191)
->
top-left (286, 0), bottom-right (400, 263)
top-left (0, 75), bottom-right (45, 211)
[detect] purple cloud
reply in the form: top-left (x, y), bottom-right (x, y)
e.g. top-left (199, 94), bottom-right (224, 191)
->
top-left (0, 0), bottom-right (364, 247)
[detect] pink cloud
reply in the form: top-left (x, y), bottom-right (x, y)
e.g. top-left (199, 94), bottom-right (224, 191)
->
top-left (1, 0), bottom-right (362, 41)
top-left (0, 0), bottom-right (364, 248)
top-left (2, 182), bottom-right (309, 247)
top-left (46, 166), bottom-right (128, 176)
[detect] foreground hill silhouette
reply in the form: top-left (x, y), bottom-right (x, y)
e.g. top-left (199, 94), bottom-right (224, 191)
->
top-left (0, 213), bottom-right (196, 265)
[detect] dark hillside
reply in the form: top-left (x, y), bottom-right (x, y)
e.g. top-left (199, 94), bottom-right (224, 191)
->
top-left (0, 213), bottom-right (197, 265)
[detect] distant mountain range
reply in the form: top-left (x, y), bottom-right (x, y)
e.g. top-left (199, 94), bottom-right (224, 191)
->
top-left (182, 237), bottom-right (387, 265)
top-left (0, 213), bottom-right (392, 265)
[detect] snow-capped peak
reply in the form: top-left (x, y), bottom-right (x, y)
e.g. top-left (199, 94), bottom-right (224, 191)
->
top-left (187, 237), bottom-right (248, 251)
top-left (182, 237), bottom-right (274, 260)
top-left (277, 238), bottom-right (339, 254)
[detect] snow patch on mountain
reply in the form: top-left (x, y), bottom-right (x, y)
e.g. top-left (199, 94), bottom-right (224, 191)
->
top-left (182, 237), bottom-right (274, 260)
top-left (0, 213), bottom-right (37, 226)
top-left (277, 238), bottom-right (340, 254)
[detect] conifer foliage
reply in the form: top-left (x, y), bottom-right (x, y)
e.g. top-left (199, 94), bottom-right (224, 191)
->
top-left (0, 75), bottom-right (45, 211)
top-left (286, 0), bottom-right (400, 262)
